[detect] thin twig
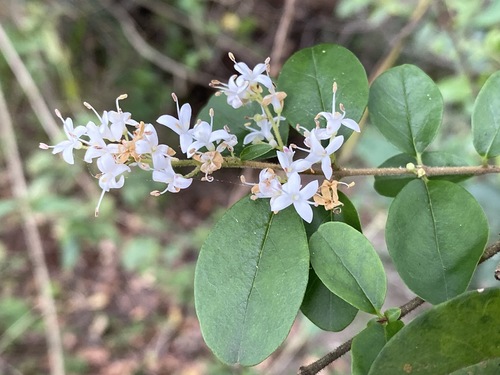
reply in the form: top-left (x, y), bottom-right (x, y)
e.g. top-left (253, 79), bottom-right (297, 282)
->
top-left (174, 156), bottom-right (500, 178)
top-left (101, 0), bottom-right (213, 87)
top-left (298, 239), bottom-right (500, 375)
top-left (134, 0), bottom-right (263, 63)
top-left (0, 21), bottom-right (98, 199)
top-left (0, 83), bottom-right (65, 375)
top-left (270, 0), bottom-right (298, 76)
top-left (339, 0), bottom-right (432, 163)
top-left (0, 23), bottom-right (60, 141)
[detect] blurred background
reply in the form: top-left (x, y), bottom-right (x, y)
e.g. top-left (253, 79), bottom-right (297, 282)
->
top-left (1, 0), bottom-right (499, 374)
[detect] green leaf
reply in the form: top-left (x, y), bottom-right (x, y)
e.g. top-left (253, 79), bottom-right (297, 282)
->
top-left (450, 358), bottom-right (500, 375)
top-left (301, 192), bottom-right (360, 331)
top-left (368, 288), bottom-right (500, 375)
top-left (374, 152), bottom-right (472, 197)
top-left (278, 43), bottom-right (368, 139)
top-left (309, 222), bottom-right (386, 314)
top-left (352, 322), bottom-right (387, 375)
top-left (239, 143), bottom-right (275, 160)
top-left (386, 180), bottom-right (489, 304)
top-left (304, 191), bottom-right (362, 237)
top-left (352, 320), bottom-right (405, 375)
top-left (368, 65), bottom-right (443, 156)
top-left (194, 196), bottom-right (309, 366)
top-left (301, 267), bottom-right (358, 332)
top-left (383, 307), bottom-right (401, 323)
top-left (198, 94), bottom-right (288, 155)
top-left (472, 71), bottom-right (500, 159)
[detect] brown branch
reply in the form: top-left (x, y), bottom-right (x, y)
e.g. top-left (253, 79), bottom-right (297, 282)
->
top-left (339, 0), bottom-right (432, 163)
top-left (101, 0), bottom-right (213, 88)
top-left (270, 0), bottom-right (298, 76)
top-left (0, 21), bottom-right (98, 199)
top-left (0, 23), bottom-right (60, 141)
top-left (298, 239), bottom-right (500, 375)
top-left (174, 157), bottom-right (500, 178)
top-left (0, 83), bottom-right (65, 374)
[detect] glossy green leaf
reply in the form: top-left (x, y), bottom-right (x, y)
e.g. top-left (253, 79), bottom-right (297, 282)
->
top-left (352, 320), bottom-right (404, 375)
top-left (194, 196), bottom-right (309, 366)
top-left (198, 94), bottom-right (288, 155)
top-left (304, 191), bottom-right (362, 237)
top-left (278, 43), bottom-right (368, 139)
top-left (239, 143), bottom-right (275, 160)
top-left (386, 180), bottom-right (488, 304)
top-left (301, 192), bottom-right (360, 331)
top-left (450, 358), bottom-right (500, 375)
top-left (309, 222), bottom-right (386, 314)
top-left (368, 65), bottom-right (443, 156)
top-left (352, 323), bottom-right (386, 375)
top-left (374, 152), bottom-right (471, 197)
top-left (301, 268), bottom-right (358, 331)
top-left (369, 288), bottom-right (500, 375)
top-left (472, 71), bottom-right (500, 159)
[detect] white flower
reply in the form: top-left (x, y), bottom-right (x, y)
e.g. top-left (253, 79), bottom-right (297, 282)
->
top-left (315, 82), bottom-right (360, 136)
top-left (97, 153), bottom-right (130, 191)
top-left (304, 130), bottom-right (344, 180)
top-left (216, 130), bottom-right (238, 153)
top-left (151, 157), bottom-right (192, 194)
top-left (230, 53), bottom-right (274, 91)
top-left (243, 110), bottom-right (281, 145)
top-left (255, 168), bottom-right (282, 200)
top-left (84, 122), bottom-right (119, 163)
top-left (134, 123), bottom-right (173, 168)
top-left (210, 75), bottom-right (250, 109)
top-left (276, 146), bottom-right (312, 176)
top-left (84, 95), bottom-right (138, 142)
top-left (39, 110), bottom-right (87, 165)
top-left (270, 172), bottom-right (318, 223)
top-left (94, 153), bottom-right (131, 216)
top-left (262, 88), bottom-right (287, 113)
top-left (105, 110), bottom-right (138, 141)
top-left (186, 109), bottom-right (233, 157)
top-left (157, 94), bottom-right (193, 153)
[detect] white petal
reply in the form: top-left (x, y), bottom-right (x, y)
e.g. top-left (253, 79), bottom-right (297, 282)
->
top-left (300, 180), bottom-right (319, 200)
top-left (341, 118), bottom-right (360, 132)
top-left (135, 139), bottom-right (151, 155)
top-left (321, 157), bottom-right (333, 180)
top-left (157, 114), bottom-right (181, 134)
top-left (293, 200), bottom-right (313, 223)
top-left (270, 194), bottom-right (292, 213)
top-left (179, 104), bottom-right (192, 131)
top-left (326, 135), bottom-right (344, 154)
top-left (61, 145), bottom-right (75, 164)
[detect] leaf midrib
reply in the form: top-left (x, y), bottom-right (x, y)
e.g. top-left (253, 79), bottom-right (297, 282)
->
top-left (236, 211), bottom-right (274, 362)
top-left (424, 181), bottom-right (449, 299)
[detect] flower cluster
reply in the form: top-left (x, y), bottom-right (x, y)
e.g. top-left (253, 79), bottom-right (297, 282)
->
top-left (40, 94), bottom-right (234, 216)
top-left (40, 54), bottom-right (359, 223)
